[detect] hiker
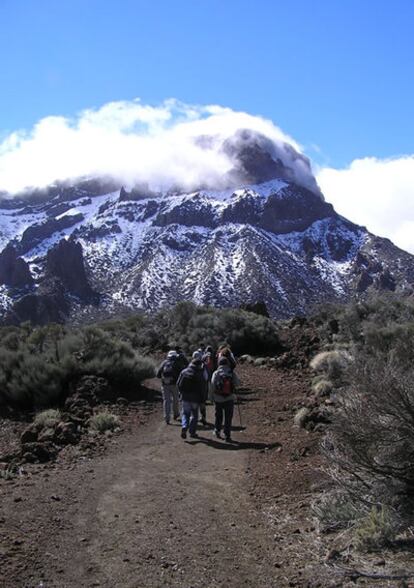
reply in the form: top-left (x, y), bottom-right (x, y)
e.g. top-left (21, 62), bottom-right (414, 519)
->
top-left (216, 344), bottom-right (237, 371)
top-left (199, 351), bottom-right (210, 426)
top-left (156, 350), bottom-right (182, 424)
top-left (211, 357), bottom-right (240, 442)
top-left (174, 345), bottom-right (189, 371)
top-left (203, 345), bottom-right (216, 381)
top-left (177, 351), bottom-right (206, 439)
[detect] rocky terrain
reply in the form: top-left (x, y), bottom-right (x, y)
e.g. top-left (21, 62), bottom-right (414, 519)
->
top-left (1, 131), bottom-right (414, 325)
top-left (2, 352), bottom-right (414, 587)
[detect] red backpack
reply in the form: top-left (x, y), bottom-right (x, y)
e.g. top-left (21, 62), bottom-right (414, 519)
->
top-left (216, 374), bottom-right (234, 397)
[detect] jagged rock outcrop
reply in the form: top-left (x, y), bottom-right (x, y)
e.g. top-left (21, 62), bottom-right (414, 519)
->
top-left (18, 214), bottom-right (84, 255)
top-left (4, 277), bottom-right (69, 325)
top-left (0, 245), bottom-right (33, 288)
top-left (45, 239), bottom-right (96, 301)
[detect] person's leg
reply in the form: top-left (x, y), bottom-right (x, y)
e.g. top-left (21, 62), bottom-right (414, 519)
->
top-left (172, 385), bottom-right (180, 419)
top-left (189, 403), bottom-right (199, 436)
top-left (181, 401), bottom-right (191, 438)
top-left (223, 400), bottom-right (234, 440)
top-left (162, 384), bottom-right (171, 423)
top-left (214, 402), bottom-right (224, 437)
top-left (200, 402), bottom-right (207, 423)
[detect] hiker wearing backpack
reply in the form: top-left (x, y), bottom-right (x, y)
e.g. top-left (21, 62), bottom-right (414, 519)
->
top-left (174, 345), bottom-right (189, 371)
top-left (216, 344), bottom-right (237, 371)
top-left (177, 351), bottom-right (206, 439)
top-left (156, 351), bottom-right (182, 424)
top-left (211, 357), bottom-right (240, 442)
top-left (203, 345), bottom-right (216, 380)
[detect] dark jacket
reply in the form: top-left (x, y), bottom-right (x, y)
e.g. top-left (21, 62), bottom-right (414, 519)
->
top-left (156, 354), bottom-right (181, 384)
top-left (177, 360), bottom-right (206, 403)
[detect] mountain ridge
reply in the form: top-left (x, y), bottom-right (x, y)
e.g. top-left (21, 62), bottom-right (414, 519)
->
top-left (1, 133), bottom-right (413, 324)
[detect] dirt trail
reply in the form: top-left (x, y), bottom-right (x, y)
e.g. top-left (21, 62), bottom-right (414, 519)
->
top-left (1, 397), bottom-right (283, 588)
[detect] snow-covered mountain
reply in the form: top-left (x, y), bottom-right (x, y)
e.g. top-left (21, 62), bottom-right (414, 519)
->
top-left (1, 133), bottom-right (414, 324)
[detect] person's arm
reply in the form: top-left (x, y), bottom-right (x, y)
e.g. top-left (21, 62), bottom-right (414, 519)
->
top-left (156, 361), bottom-right (165, 379)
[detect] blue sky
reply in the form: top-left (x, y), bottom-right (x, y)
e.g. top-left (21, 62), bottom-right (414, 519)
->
top-left (1, 0), bottom-right (413, 166)
top-left (1, 0), bottom-right (414, 250)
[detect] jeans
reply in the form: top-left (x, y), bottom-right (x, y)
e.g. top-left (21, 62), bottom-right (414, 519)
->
top-left (215, 400), bottom-right (234, 439)
top-left (161, 383), bottom-right (180, 423)
top-left (181, 401), bottom-right (199, 435)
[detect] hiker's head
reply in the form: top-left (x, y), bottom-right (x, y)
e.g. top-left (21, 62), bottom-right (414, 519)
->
top-left (206, 345), bottom-right (213, 353)
top-left (192, 351), bottom-right (203, 363)
top-left (218, 357), bottom-right (229, 367)
top-left (167, 350), bottom-right (178, 359)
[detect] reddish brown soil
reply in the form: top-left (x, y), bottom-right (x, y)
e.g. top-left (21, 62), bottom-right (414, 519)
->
top-left (0, 366), bottom-right (411, 587)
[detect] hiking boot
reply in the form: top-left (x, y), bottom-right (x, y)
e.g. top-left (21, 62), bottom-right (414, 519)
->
top-left (181, 429), bottom-right (187, 439)
top-left (225, 436), bottom-right (233, 443)
top-left (213, 429), bottom-right (221, 439)
top-left (190, 432), bottom-right (199, 439)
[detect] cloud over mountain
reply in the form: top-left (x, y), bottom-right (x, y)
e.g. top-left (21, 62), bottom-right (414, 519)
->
top-left (0, 99), bottom-right (319, 195)
top-left (317, 155), bottom-right (414, 253)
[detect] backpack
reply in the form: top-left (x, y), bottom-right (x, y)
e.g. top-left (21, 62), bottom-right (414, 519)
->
top-left (216, 373), bottom-right (234, 397)
top-left (162, 358), bottom-right (179, 385)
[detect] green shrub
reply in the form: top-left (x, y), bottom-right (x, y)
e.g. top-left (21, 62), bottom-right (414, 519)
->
top-left (312, 379), bottom-right (333, 397)
top-left (313, 491), bottom-right (365, 532)
top-left (354, 506), bottom-right (398, 551)
top-left (34, 409), bottom-right (61, 428)
top-left (90, 412), bottom-right (120, 433)
top-left (0, 323), bottom-right (154, 409)
top-left (310, 350), bottom-right (351, 384)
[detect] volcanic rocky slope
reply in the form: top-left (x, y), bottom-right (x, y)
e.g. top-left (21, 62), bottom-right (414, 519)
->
top-left (1, 135), bottom-right (414, 324)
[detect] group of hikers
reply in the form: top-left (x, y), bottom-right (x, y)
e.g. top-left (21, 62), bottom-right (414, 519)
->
top-left (156, 344), bottom-right (240, 443)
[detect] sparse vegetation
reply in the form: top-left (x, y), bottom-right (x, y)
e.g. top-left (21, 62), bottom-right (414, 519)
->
top-left (34, 409), bottom-right (61, 428)
top-left (310, 349), bottom-right (351, 385)
top-left (90, 412), bottom-right (120, 433)
top-left (354, 506), bottom-right (399, 551)
top-left (0, 323), bottom-right (155, 409)
top-left (312, 293), bottom-right (414, 548)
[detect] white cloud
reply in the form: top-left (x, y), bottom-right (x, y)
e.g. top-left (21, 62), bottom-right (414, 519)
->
top-left (317, 156), bottom-right (414, 253)
top-left (0, 98), bottom-right (314, 195)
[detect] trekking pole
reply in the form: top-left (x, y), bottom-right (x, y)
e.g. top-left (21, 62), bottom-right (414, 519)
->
top-left (237, 395), bottom-right (243, 430)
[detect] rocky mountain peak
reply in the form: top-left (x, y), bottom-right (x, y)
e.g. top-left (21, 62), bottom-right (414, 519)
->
top-left (0, 245), bottom-right (33, 289)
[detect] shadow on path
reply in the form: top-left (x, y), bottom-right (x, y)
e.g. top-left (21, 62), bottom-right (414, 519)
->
top-left (185, 437), bottom-right (282, 451)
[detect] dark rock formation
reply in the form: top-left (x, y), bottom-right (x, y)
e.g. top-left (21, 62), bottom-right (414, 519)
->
top-left (45, 239), bottom-right (96, 301)
top-left (154, 195), bottom-right (218, 228)
top-left (0, 245), bottom-right (33, 288)
top-left (4, 277), bottom-right (69, 325)
top-left (18, 214), bottom-right (84, 255)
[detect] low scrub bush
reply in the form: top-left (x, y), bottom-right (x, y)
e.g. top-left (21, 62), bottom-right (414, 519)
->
top-left (34, 409), bottom-right (61, 428)
top-left (354, 506), bottom-right (399, 551)
top-left (320, 352), bottom-right (414, 544)
top-left (310, 350), bottom-right (352, 385)
top-left (90, 412), bottom-right (120, 433)
top-left (312, 379), bottom-right (333, 397)
top-left (133, 302), bottom-right (283, 355)
top-left (313, 491), bottom-right (365, 532)
top-left (0, 323), bottom-right (155, 409)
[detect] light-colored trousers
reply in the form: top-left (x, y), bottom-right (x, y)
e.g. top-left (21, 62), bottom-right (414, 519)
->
top-left (161, 383), bottom-right (180, 423)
